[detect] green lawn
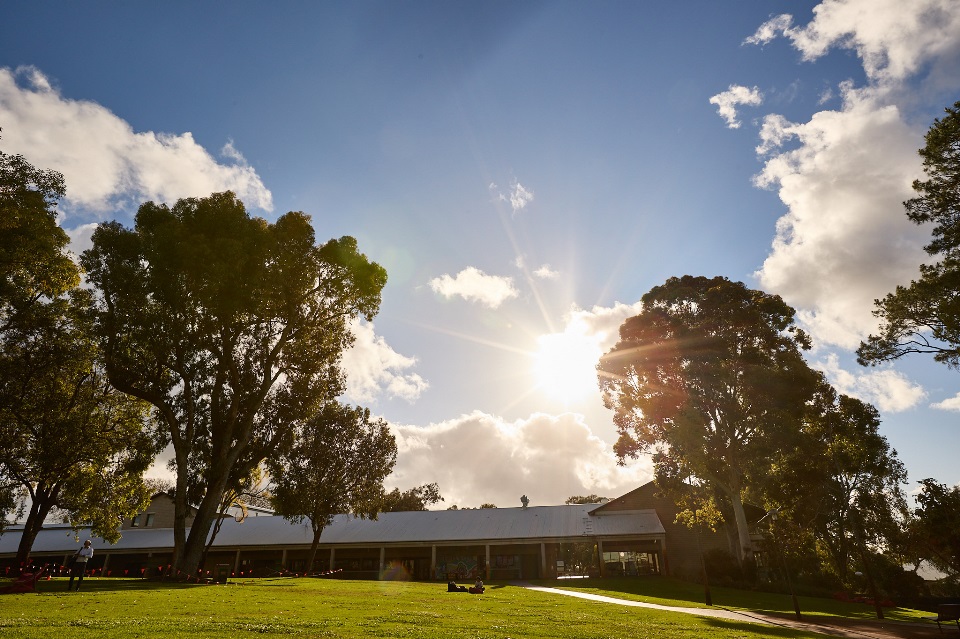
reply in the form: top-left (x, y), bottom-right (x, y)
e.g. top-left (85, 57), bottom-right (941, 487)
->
top-left (0, 577), bottom-right (834, 639)
top-left (549, 576), bottom-right (930, 623)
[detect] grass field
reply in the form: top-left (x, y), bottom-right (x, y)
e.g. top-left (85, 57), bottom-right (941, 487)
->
top-left (0, 576), bottom-right (923, 639)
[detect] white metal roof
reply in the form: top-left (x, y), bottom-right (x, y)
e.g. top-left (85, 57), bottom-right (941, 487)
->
top-left (0, 504), bottom-right (664, 555)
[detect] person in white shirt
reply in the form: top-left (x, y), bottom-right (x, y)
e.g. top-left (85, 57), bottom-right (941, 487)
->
top-left (67, 539), bottom-right (94, 591)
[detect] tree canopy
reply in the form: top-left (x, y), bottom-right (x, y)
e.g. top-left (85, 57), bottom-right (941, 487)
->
top-left (911, 479), bottom-right (960, 577)
top-left (268, 401), bottom-right (397, 571)
top-left (0, 143), bottom-right (155, 562)
top-left (380, 483), bottom-right (444, 512)
top-left (81, 191), bottom-right (387, 575)
top-left (764, 384), bottom-right (908, 583)
top-left (597, 275), bottom-right (820, 563)
top-left (859, 101), bottom-right (960, 368)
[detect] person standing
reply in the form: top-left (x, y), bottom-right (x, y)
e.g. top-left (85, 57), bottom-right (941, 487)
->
top-left (67, 539), bottom-right (94, 591)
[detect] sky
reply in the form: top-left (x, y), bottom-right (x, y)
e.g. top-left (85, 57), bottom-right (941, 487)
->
top-left (1, 0), bottom-right (959, 510)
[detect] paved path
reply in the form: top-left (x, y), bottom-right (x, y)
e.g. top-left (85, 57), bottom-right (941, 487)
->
top-left (519, 585), bottom-right (945, 639)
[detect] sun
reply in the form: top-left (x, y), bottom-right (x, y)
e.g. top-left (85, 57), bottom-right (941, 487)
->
top-left (531, 328), bottom-right (604, 404)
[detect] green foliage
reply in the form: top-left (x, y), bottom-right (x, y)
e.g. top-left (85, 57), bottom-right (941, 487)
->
top-left (381, 482), bottom-right (444, 511)
top-left (80, 191), bottom-right (387, 574)
top-left (0, 143), bottom-right (155, 560)
top-left (598, 275), bottom-right (819, 563)
top-left (859, 101), bottom-right (960, 368)
top-left (0, 139), bottom-right (77, 334)
top-left (764, 384), bottom-right (908, 585)
top-left (911, 478), bottom-right (960, 576)
top-left (268, 401), bottom-right (397, 569)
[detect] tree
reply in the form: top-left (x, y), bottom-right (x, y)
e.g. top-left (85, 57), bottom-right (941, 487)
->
top-left (268, 402), bottom-right (396, 571)
top-left (0, 142), bottom-right (155, 558)
top-left (0, 136), bottom-right (78, 334)
top-left (565, 495), bottom-right (607, 504)
top-left (764, 384), bottom-right (908, 584)
top-left (597, 275), bottom-right (820, 564)
top-left (81, 191), bottom-right (387, 575)
top-left (381, 483), bottom-right (444, 511)
top-left (859, 101), bottom-right (960, 368)
top-left (910, 479), bottom-right (960, 577)
top-left (0, 289), bottom-right (156, 566)
top-left (0, 140), bottom-right (79, 529)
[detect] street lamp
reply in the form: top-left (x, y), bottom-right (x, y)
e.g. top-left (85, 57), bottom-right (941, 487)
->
top-left (767, 509), bottom-right (802, 621)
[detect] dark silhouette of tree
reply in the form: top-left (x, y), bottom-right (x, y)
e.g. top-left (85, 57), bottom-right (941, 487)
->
top-left (565, 494), bottom-right (607, 504)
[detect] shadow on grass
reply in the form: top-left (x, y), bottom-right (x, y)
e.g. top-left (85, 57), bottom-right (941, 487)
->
top-left (31, 578), bottom-right (208, 593)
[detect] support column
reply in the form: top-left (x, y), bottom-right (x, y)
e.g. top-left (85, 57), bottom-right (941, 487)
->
top-left (329, 547), bottom-right (336, 573)
top-left (281, 549), bottom-right (287, 570)
top-left (540, 543), bottom-right (546, 579)
top-left (431, 545), bottom-right (437, 581)
top-left (101, 553), bottom-right (111, 576)
top-left (379, 547), bottom-right (385, 580)
top-left (233, 549), bottom-right (241, 576)
top-left (485, 544), bottom-right (491, 580)
top-left (597, 539), bottom-right (605, 577)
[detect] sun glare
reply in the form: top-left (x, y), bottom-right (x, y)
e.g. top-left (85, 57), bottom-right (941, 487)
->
top-left (532, 327), bottom-right (604, 404)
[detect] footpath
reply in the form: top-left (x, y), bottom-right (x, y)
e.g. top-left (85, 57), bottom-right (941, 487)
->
top-left (520, 584), bottom-right (947, 639)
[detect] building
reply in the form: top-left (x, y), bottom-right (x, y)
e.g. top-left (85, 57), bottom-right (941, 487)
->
top-left (0, 482), bottom-right (741, 581)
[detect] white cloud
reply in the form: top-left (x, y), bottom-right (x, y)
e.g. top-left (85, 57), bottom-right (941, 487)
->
top-left (509, 182), bottom-right (534, 212)
top-left (429, 267), bottom-right (519, 308)
top-left (491, 180), bottom-right (534, 213)
top-left (930, 393), bottom-right (960, 412)
top-left (533, 264), bottom-right (559, 280)
top-left (745, 2), bottom-right (960, 350)
top-left (814, 353), bottom-right (926, 412)
top-left (752, 0), bottom-right (960, 85)
top-left (563, 301), bottom-right (646, 350)
top-left (753, 88), bottom-right (928, 348)
top-left (387, 411), bottom-right (651, 508)
top-left (341, 319), bottom-right (428, 404)
top-left (744, 14), bottom-right (794, 47)
top-left (0, 66), bottom-right (273, 217)
top-left (709, 85), bottom-right (764, 129)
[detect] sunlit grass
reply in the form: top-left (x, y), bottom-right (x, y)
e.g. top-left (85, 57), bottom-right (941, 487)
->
top-left (0, 577), bottom-right (833, 639)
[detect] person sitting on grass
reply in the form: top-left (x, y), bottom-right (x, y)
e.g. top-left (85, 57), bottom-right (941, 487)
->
top-left (469, 576), bottom-right (484, 594)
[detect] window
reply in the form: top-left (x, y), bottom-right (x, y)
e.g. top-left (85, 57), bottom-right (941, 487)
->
top-left (131, 515), bottom-right (141, 527)
top-left (144, 513), bottom-right (155, 527)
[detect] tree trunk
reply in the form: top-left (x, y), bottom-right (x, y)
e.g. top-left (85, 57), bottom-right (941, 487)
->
top-left (307, 524), bottom-right (324, 573)
top-left (178, 487), bottom-right (227, 576)
top-left (728, 489), bottom-right (755, 567)
top-left (15, 487), bottom-right (56, 570)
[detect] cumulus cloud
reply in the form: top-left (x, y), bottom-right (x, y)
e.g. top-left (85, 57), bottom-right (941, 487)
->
top-left (429, 267), bottom-right (519, 308)
top-left (563, 301), bottom-right (646, 348)
top-left (747, 0), bottom-right (960, 85)
top-left (814, 353), bottom-right (926, 412)
top-left (341, 319), bottom-right (428, 404)
top-left (709, 85), bottom-right (764, 129)
top-left (743, 1), bottom-right (960, 349)
top-left (0, 66), bottom-right (273, 217)
top-left (387, 411), bottom-right (652, 508)
top-left (754, 91), bottom-right (928, 347)
top-left (930, 393), bottom-right (960, 412)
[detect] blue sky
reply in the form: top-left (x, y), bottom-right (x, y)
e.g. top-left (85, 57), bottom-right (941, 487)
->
top-left (2, 1), bottom-right (958, 508)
